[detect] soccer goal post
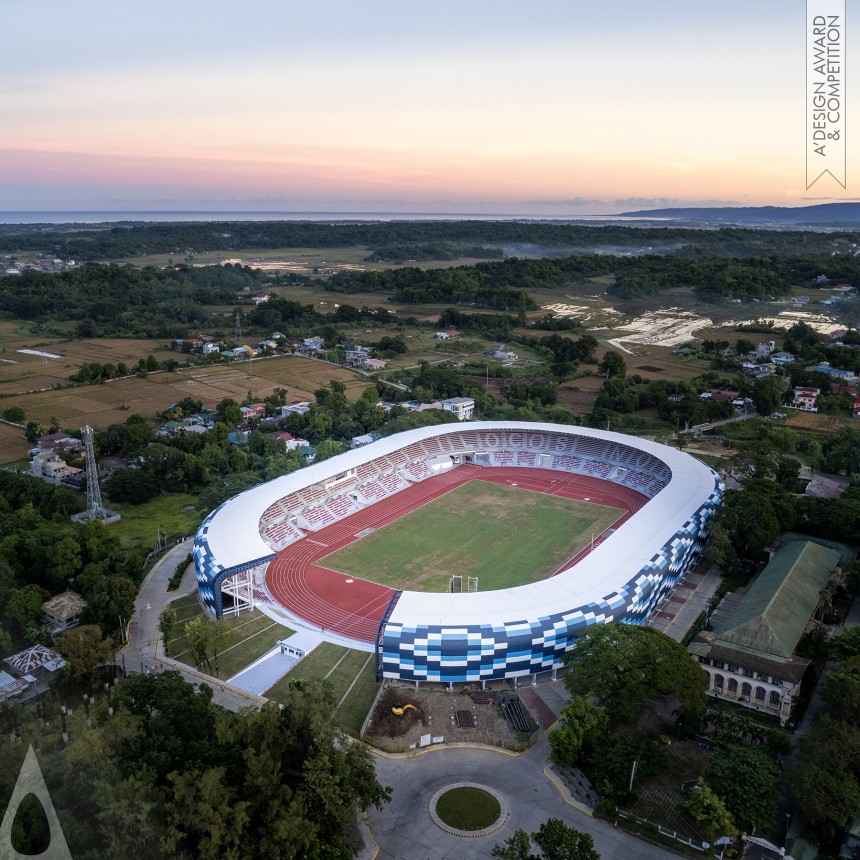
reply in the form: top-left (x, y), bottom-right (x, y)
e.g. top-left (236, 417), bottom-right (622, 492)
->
top-left (467, 576), bottom-right (478, 593)
top-left (449, 574), bottom-right (462, 593)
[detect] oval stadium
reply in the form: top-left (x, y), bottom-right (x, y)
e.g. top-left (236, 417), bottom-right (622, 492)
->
top-left (194, 421), bottom-right (723, 685)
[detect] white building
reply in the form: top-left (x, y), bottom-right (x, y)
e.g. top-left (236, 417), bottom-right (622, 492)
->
top-left (441, 397), bottom-right (475, 420)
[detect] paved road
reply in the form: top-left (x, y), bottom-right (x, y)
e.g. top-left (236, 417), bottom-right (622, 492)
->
top-left (365, 734), bottom-right (680, 860)
top-left (117, 539), bottom-right (265, 712)
top-left (116, 544), bottom-right (696, 860)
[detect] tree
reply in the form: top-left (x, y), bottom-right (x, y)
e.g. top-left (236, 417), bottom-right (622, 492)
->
top-left (2, 406), bottom-right (25, 423)
top-left (216, 398), bottom-right (242, 425)
top-left (158, 605), bottom-right (177, 656)
top-left (492, 820), bottom-right (600, 860)
top-left (533, 818), bottom-right (600, 860)
top-left (55, 624), bottom-right (114, 686)
top-left (706, 744), bottom-right (779, 832)
top-left (598, 350), bottom-right (626, 379)
top-left (681, 780), bottom-right (737, 842)
top-left (24, 421), bottom-right (43, 443)
top-left (563, 623), bottom-right (707, 726)
top-left (48, 536), bottom-right (82, 589)
top-left (7, 584), bottom-right (46, 630)
top-left (549, 695), bottom-right (607, 765)
top-left (313, 439), bottom-right (343, 463)
top-left (751, 376), bottom-right (783, 416)
top-left (183, 616), bottom-right (232, 673)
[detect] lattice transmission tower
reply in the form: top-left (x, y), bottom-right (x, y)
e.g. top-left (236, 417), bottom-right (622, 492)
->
top-left (72, 425), bottom-right (119, 524)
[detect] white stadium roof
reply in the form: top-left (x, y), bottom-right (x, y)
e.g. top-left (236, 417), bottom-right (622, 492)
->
top-left (200, 421), bottom-right (719, 631)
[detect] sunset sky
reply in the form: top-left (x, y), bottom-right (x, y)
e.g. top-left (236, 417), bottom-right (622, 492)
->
top-left (1, 0), bottom-right (855, 214)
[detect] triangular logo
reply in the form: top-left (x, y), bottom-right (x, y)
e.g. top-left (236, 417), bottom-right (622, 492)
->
top-left (0, 745), bottom-right (72, 859)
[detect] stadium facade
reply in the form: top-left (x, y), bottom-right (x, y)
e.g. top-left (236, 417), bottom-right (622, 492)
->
top-left (194, 422), bottom-right (722, 684)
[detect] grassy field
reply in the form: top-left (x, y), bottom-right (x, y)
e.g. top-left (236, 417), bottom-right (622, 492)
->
top-left (109, 493), bottom-right (203, 550)
top-left (167, 598), bottom-right (295, 680)
top-left (265, 641), bottom-right (378, 735)
top-left (319, 480), bottom-right (624, 592)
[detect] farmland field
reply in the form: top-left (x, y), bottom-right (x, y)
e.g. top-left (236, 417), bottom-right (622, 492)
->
top-left (319, 479), bottom-right (624, 592)
top-left (0, 355), bottom-right (368, 434)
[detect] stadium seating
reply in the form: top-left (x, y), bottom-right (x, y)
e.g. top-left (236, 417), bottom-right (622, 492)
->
top-left (516, 450), bottom-right (537, 467)
top-left (404, 461), bottom-right (432, 482)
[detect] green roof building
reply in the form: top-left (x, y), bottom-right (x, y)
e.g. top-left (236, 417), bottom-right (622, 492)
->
top-left (688, 540), bottom-right (840, 726)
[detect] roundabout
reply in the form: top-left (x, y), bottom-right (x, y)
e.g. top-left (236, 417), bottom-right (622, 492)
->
top-left (429, 782), bottom-right (509, 837)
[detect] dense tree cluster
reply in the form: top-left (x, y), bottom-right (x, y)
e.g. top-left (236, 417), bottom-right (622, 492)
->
top-left (0, 264), bottom-right (253, 336)
top-left (0, 672), bottom-right (390, 859)
top-left (0, 473), bottom-right (141, 651)
top-left (0, 220), bottom-right (851, 261)
top-left (790, 658), bottom-right (860, 840)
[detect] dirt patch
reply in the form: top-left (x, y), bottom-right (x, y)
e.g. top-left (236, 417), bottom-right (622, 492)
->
top-left (365, 683), bottom-right (537, 752)
top-left (636, 365), bottom-right (664, 373)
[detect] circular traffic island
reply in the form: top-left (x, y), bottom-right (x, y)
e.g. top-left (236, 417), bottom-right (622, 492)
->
top-left (430, 783), bottom-right (508, 837)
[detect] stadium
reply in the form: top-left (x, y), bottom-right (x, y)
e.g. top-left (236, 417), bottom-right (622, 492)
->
top-left (194, 421), bottom-right (723, 685)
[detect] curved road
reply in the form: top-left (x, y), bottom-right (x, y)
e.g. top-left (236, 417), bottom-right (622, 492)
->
top-left (366, 735), bottom-right (678, 860)
top-left (125, 544), bottom-right (681, 860)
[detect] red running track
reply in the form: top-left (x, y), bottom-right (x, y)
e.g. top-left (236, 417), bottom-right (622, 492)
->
top-left (265, 465), bottom-right (649, 644)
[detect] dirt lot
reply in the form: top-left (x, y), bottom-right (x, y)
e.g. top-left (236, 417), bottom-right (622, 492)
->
top-left (366, 682), bottom-right (538, 753)
top-left (0, 422), bottom-right (32, 462)
top-left (786, 411), bottom-right (855, 432)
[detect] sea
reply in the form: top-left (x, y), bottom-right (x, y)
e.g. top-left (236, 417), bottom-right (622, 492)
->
top-left (0, 211), bottom-right (670, 225)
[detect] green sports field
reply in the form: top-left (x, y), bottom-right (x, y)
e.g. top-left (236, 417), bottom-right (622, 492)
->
top-left (318, 479), bottom-right (624, 592)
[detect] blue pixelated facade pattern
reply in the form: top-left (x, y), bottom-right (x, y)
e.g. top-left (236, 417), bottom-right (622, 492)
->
top-left (194, 503), bottom-right (275, 618)
top-left (381, 470), bottom-right (723, 683)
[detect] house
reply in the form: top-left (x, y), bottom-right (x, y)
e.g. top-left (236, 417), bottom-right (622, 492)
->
top-left (741, 362), bottom-right (777, 378)
top-left (279, 401), bottom-right (311, 417)
top-left (441, 397), bottom-right (475, 420)
top-left (699, 389), bottom-right (739, 402)
top-left (36, 431), bottom-right (80, 454)
top-left (174, 338), bottom-right (203, 352)
top-left (364, 358), bottom-right (387, 371)
top-left (0, 670), bottom-right (27, 703)
top-left (806, 361), bottom-right (856, 381)
top-left (268, 431), bottom-right (309, 452)
top-left (755, 340), bottom-right (776, 357)
top-left (831, 383), bottom-right (859, 396)
top-left (252, 293), bottom-right (271, 304)
top-left (435, 330), bottom-right (460, 340)
top-left (351, 433), bottom-right (377, 449)
top-left (258, 340), bottom-right (278, 351)
top-left (4, 644), bottom-right (65, 681)
top-left (298, 445), bottom-right (316, 463)
top-left (805, 476), bottom-right (847, 499)
top-left (239, 402), bottom-right (267, 421)
top-left (303, 336), bottom-right (324, 352)
top-left (770, 351), bottom-right (796, 366)
top-left (202, 342), bottom-right (221, 356)
top-left (791, 386), bottom-right (820, 412)
top-left (484, 343), bottom-right (518, 362)
top-left (41, 591), bottom-right (87, 636)
top-left (345, 348), bottom-right (371, 367)
top-left (688, 540), bottom-right (841, 726)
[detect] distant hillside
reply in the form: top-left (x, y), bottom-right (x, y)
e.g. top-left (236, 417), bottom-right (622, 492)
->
top-left (618, 202), bottom-right (860, 224)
